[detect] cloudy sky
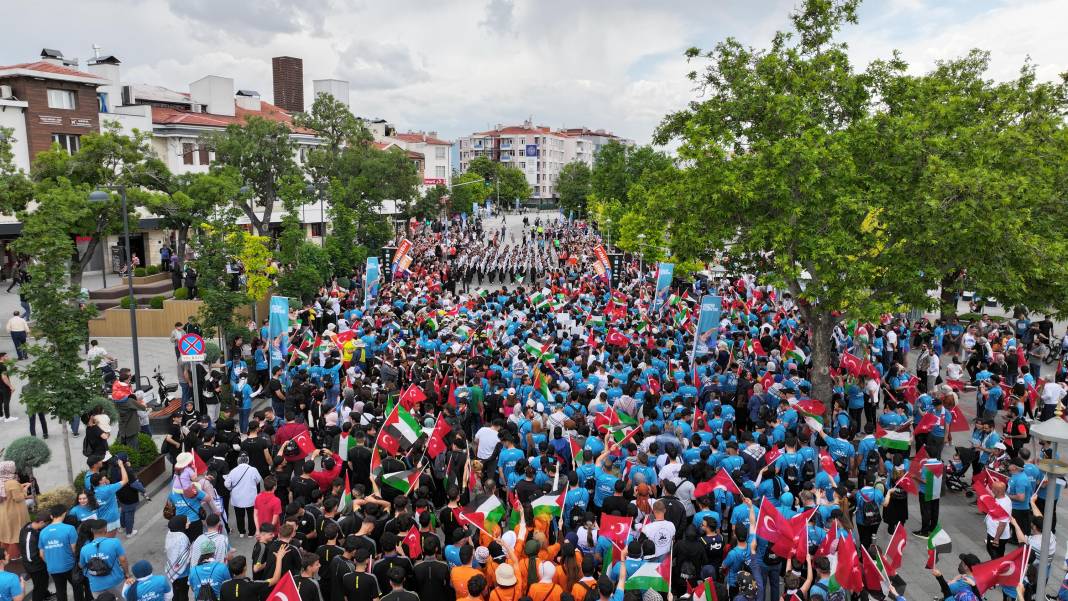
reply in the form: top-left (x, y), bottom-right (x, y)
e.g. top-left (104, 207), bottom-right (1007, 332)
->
top-left (3, 0), bottom-right (1065, 147)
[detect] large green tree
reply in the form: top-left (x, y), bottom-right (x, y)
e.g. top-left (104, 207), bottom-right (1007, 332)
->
top-left (142, 170), bottom-right (239, 262)
top-left (588, 141), bottom-right (672, 243)
top-left (209, 116), bottom-right (300, 235)
top-left (556, 161), bottom-right (591, 217)
top-left (14, 179), bottom-right (102, 482)
top-left (448, 172), bottom-right (492, 216)
top-left (465, 156), bottom-right (532, 205)
top-left (0, 127), bottom-right (32, 214)
top-left (652, 0), bottom-right (1068, 403)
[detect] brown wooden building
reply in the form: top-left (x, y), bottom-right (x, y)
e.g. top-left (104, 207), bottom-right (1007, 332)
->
top-left (0, 54), bottom-right (108, 160)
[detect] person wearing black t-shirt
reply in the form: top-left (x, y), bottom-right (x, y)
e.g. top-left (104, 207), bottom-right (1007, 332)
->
top-left (340, 547), bottom-right (379, 601)
top-left (219, 547), bottom-right (287, 601)
top-left (371, 533), bottom-right (414, 591)
top-left (412, 536), bottom-right (451, 601)
top-left (380, 565), bottom-right (420, 601)
top-left (241, 421), bottom-right (272, 477)
top-left (268, 367), bottom-right (286, 417)
top-left (294, 550), bottom-right (324, 601)
top-left (323, 534), bottom-right (356, 601)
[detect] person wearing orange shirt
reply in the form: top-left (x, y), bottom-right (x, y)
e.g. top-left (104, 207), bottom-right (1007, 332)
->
top-left (570, 556), bottom-right (599, 601)
top-left (526, 561), bottom-right (563, 601)
top-left (450, 545), bottom-right (483, 599)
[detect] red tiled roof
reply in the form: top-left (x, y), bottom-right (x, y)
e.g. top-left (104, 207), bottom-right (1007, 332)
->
top-left (151, 100), bottom-right (316, 134)
top-left (0, 60), bottom-right (108, 82)
top-left (392, 132), bottom-right (452, 146)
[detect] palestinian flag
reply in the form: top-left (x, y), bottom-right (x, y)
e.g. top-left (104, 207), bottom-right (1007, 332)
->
top-left (922, 461), bottom-right (944, 501)
top-left (340, 473), bottom-right (353, 513)
top-left (529, 291), bottom-right (550, 308)
top-left (460, 494), bottom-right (505, 531)
top-left (673, 306), bottom-right (690, 327)
top-left (606, 424), bottom-right (638, 445)
top-left (635, 320), bottom-right (650, 334)
top-left (568, 435), bottom-right (583, 466)
top-left (376, 403), bottom-right (423, 454)
top-left (667, 294), bottom-right (681, 307)
top-left (617, 411), bottom-right (638, 426)
top-left (533, 368), bottom-right (553, 403)
top-left (524, 338), bottom-right (556, 362)
top-left (531, 489), bottom-right (567, 519)
top-left (602, 542), bottom-right (616, 575)
top-left (425, 317), bottom-right (438, 331)
top-left (455, 325), bottom-right (471, 341)
top-left (478, 289), bottom-right (489, 298)
top-left (786, 347), bottom-right (806, 364)
top-left (875, 424), bottom-right (911, 451)
top-left (691, 577), bottom-right (717, 601)
top-left (587, 315), bottom-right (606, 328)
top-left (383, 466), bottom-right (424, 494)
top-left (339, 431), bottom-right (357, 457)
top-left (625, 554), bottom-right (671, 592)
top-left (926, 523), bottom-right (952, 569)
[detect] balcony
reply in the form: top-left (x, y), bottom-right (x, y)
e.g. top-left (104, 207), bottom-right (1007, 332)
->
top-left (501, 154), bottom-right (511, 161)
top-left (500, 141), bottom-right (513, 150)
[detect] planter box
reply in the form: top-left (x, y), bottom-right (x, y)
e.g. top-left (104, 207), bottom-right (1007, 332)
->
top-left (136, 454), bottom-right (167, 488)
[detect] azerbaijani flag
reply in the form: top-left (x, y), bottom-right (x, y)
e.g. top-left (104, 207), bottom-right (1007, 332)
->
top-left (875, 424), bottom-right (911, 451)
top-left (625, 554), bottom-right (671, 592)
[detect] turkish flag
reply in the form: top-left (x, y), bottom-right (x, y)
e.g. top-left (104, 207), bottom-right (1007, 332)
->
top-left (399, 385), bottom-right (427, 411)
top-left (752, 340), bottom-right (767, 357)
top-left (425, 417), bottom-right (452, 459)
top-left (914, 412), bottom-right (941, 435)
top-left (794, 399), bottom-right (826, 417)
top-left (839, 352), bottom-right (863, 377)
top-left (949, 404), bottom-right (970, 432)
top-left (606, 329), bottom-right (629, 347)
top-left (907, 446), bottom-right (929, 481)
top-left (403, 525), bottom-right (422, 559)
top-left (764, 445), bottom-right (782, 465)
top-left (972, 545), bottom-right (1027, 594)
top-left (756, 499), bottom-right (796, 558)
top-left (335, 329), bottom-right (356, 346)
top-left (834, 533), bottom-right (863, 592)
top-left (646, 375), bottom-right (661, 395)
top-left (267, 571), bottom-right (300, 601)
top-left (291, 431), bottom-right (316, 457)
top-left (894, 473), bottom-right (918, 495)
top-left (708, 468), bottom-right (742, 496)
top-left (788, 509), bottom-right (814, 561)
top-left (816, 522), bottom-right (838, 557)
top-left (192, 453), bottom-right (209, 476)
top-left (862, 361), bottom-right (882, 380)
top-left (760, 371), bottom-right (775, 392)
top-left (818, 449), bottom-right (838, 479)
top-left (882, 522), bottom-right (906, 577)
top-left (860, 546), bottom-right (886, 592)
top-left (600, 513), bottom-right (632, 550)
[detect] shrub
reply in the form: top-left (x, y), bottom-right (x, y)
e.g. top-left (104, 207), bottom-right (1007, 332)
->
top-left (146, 265), bottom-right (160, 275)
top-left (133, 267), bottom-right (147, 277)
top-left (119, 296), bottom-right (134, 309)
top-left (3, 436), bottom-right (51, 472)
top-left (107, 443), bottom-right (137, 466)
top-left (173, 287), bottom-right (190, 300)
top-left (73, 471), bottom-right (86, 494)
top-left (150, 296), bottom-right (165, 309)
top-left (91, 398), bottom-right (119, 424)
top-left (205, 341), bottom-right (222, 364)
top-left (136, 433), bottom-right (159, 465)
top-left (336, 277), bottom-right (352, 290)
top-left (34, 486), bottom-right (76, 511)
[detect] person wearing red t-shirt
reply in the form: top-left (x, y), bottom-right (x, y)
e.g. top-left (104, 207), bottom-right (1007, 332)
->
top-left (254, 475), bottom-right (283, 535)
top-left (308, 450), bottom-right (343, 493)
top-left (111, 371), bottom-right (134, 401)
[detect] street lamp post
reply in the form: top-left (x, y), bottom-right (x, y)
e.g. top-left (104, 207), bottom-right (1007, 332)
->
top-left (1030, 414), bottom-right (1068, 597)
top-left (88, 186), bottom-right (140, 384)
top-left (605, 217), bottom-right (612, 251)
top-left (636, 234), bottom-right (646, 277)
top-left (305, 183), bottom-right (326, 247)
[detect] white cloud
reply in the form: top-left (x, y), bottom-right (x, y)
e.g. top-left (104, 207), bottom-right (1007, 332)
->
top-left (0, 0), bottom-right (1063, 148)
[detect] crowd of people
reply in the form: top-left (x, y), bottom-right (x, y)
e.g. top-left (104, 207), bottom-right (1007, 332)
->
top-left (2, 210), bottom-right (1068, 601)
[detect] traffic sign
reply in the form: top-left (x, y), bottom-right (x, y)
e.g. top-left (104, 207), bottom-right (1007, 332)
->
top-left (179, 333), bottom-right (206, 362)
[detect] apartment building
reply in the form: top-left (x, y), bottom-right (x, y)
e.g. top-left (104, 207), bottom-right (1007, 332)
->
top-left (458, 120), bottom-right (629, 200)
top-left (385, 131), bottom-right (453, 188)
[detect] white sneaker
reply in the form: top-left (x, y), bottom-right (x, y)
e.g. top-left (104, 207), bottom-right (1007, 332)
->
top-left (128, 529), bottom-right (138, 537)
top-left (4, 417), bottom-right (17, 422)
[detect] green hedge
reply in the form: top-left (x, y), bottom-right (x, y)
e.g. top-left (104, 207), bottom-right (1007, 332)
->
top-left (109, 434), bottom-right (159, 470)
top-left (173, 287), bottom-right (190, 300)
top-left (134, 267), bottom-right (147, 277)
top-left (150, 296), bottom-right (165, 309)
top-left (119, 296), bottom-right (134, 309)
top-left (146, 265), bottom-right (160, 276)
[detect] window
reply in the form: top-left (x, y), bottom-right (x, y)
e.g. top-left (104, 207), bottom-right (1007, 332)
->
top-left (51, 133), bottom-right (80, 154)
top-left (198, 145), bottom-right (210, 165)
top-left (435, 166), bottom-right (446, 178)
top-left (47, 89), bottom-right (76, 110)
top-left (310, 223), bottom-right (324, 237)
top-left (435, 146), bottom-right (446, 160)
top-left (182, 143), bottom-right (195, 165)
top-left (97, 92), bottom-right (109, 113)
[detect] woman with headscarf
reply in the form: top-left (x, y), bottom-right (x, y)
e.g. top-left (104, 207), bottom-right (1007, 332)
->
top-left (526, 560), bottom-right (563, 601)
top-left (164, 516), bottom-right (191, 601)
top-left (0, 460), bottom-right (29, 559)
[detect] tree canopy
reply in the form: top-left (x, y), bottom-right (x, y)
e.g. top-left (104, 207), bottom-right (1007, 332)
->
top-left (556, 161), bottom-right (591, 217)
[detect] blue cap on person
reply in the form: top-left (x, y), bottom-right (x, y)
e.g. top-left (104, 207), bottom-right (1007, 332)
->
top-left (132, 560), bottom-right (153, 578)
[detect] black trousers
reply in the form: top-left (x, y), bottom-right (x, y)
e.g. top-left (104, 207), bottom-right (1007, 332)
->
top-left (27, 568), bottom-right (50, 601)
top-left (234, 506), bottom-right (255, 535)
top-left (50, 570), bottom-right (86, 601)
top-left (919, 497), bottom-right (939, 534)
top-left (858, 523), bottom-right (876, 548)
top-left (0, 387), bottom-right (10, 418)
top-left (172, 577), bottom-right (189, 601)
top-left (987, 534), bottom-right (1007, 559)
top-left (1037, 497), bottom-right (1058, 533)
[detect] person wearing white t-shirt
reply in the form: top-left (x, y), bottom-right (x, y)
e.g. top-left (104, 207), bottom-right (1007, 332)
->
top-left (641, 501), bottom-right (676, 560)
top-left (984, 482), bottom-right (1015, 558)
top-left (474, 420), bottom-right (502, 460)
top-left (1040, 381), bottom-right (1068, 421)
top-left (927, 352), bottom-right (941, 393)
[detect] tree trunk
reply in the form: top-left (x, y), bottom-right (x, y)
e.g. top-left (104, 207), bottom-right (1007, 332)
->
top-left (939, 269), bottom-right (963, 320)
top-left (177, 227), bottom-right (189, 266)
top-left (808, 313), bottom-right (835, 415)
top-left (61, 421), bottom-right (73, 484)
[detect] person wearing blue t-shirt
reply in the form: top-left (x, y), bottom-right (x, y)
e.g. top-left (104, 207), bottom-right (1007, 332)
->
top-left (88, 460), bottom-right (128, 536)
top-left (121, 560), bottom-right (172, 601)
top-left (78, 521), bottom-right (129, 596)
top-left (187, 540), bottom-right (231, 600)
top-left (854, 485), bottom-right (884, 547)
top-left (38, 505), bottom-right (78, 598)
top-left (1007, 458), bottom-right (1035, 528)
top-left (0, 549), bottom-right (23, 601)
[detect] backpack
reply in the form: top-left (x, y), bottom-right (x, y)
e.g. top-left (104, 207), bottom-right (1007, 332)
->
top-left (801, 458), bottom-right (816, 483)
top-left (84, 542), bottom-right (113, 578)
top-left (196, 582), bottom-right (218, 601)
top-left (783, 460), bottom-right (801, 489)
top-left (859, 492), bottom-right (882, 525)
top-left (575, 579), bottom-right (598, 601)
top-left (811, 580), bottom-right (847, 601)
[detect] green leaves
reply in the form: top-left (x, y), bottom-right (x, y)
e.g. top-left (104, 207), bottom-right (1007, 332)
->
top-left (556, 162), bottom-right (591, 217)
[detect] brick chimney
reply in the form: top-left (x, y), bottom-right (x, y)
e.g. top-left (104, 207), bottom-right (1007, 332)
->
top-left (272, 56), bottom-right (304, 113)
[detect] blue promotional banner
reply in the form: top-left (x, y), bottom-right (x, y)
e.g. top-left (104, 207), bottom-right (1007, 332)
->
top-left (525, 144), bottom-right (538, 157)
top-left (693, 295), bottom-right (722, 357)
top-left (364, 256), bottom-right (381, 311)
top-left (650, 262), bottom-right (674, 316)
top-left (268, 296), bottom-right (289, 371)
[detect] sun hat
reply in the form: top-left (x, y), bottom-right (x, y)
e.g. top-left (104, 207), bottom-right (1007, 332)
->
top-left (175, 452), bottom-right (194, 470)
top-left (495, 563), bottom-right (517, 586)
